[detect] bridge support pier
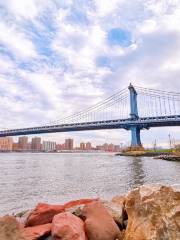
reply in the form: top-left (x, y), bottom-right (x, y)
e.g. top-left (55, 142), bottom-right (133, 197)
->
top-left (130, 126), bottom-right (142, 148)
top-left (128, 83), bottom-right (142, 148)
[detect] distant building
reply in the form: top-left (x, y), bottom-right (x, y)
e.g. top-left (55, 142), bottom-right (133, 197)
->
top-left (56, 143), bottom-right (65, 151)
top-left (12, 142), bottom-right (19, 151)
top-left (0, 137), bottom-right (13, 151)
top-left (108, 144), bottom-right (115, 152)
top-left (18, 136), bottom-right (28, 151)
top-left (96, 145), bottom-right (104, 151)
top-left (86, 142), bottom-right (92, 150)
top-left (103, 143), bottom-right (109, 151)
top-left (80, 142), bottom-right (85, 150)
top-left (65, 139), bottom-right (73, 150)
top-left (114, 145), bottom-right (120, 152)
top-left (31, 137), bottom-right (41, 151)
top-left (42, 141), bottom-right (56, 152)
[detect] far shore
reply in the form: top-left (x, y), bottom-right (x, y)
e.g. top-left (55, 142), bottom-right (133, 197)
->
top-left (0, 150), bottom-right (117, 153)
top-left (116, 150), bottom-right (180, 161)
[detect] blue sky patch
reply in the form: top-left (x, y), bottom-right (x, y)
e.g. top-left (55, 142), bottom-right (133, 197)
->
top-left (96, 56), bottom-right (111, 68)
top-left (107, 28), bottom-right (132, 47)
top-left (66, 8), bottom-right (89, 26)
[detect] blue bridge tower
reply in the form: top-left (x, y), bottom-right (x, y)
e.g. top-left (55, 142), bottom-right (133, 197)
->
top-left (128, 84), bottom-right (142, 148)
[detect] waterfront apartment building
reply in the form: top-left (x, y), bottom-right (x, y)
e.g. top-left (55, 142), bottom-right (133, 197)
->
top-left (31, 137), bottom-right (41, 151)
top-left (96, 145), bottom-right (104, 151)
top-left (56, 143), bottom-right (65, 151)
top-left (18, 136), bottom-right (29, 151)
top-left (108, 143), bottom-right (115, 152)
top-left (96, 143), bottom-right (120, 152)
top-left (65, 138), bottom-right (73, 150)
top-left (0, 137), bottom-right (13, 151)
top-left (86, 142), bottom-right (92, 150)
top-left (103, 143), bottom-right (109, 151)
top-left (80, 142), bottom-right (86, 150)
top-left (42, 141), bottom-right (56, 152)
top-left (12, 142), bottom-right (19, 151)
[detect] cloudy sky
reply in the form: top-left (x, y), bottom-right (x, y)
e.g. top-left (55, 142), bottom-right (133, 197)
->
top-left (0, 0), bottom-right (180, 147)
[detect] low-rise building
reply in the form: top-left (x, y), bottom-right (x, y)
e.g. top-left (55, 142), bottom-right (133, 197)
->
top-left (0, 137), bottom-right (13, 151)
top-left (31, 137), bottom-right (42, 152)
top-left (18, 136), bottom-right (29, 151)
top-left (42, 141), bottom-right (56, 152)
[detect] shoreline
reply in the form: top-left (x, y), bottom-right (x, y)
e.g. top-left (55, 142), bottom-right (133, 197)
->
top-left (116, 151), bottom-right (180, 161)
top-left (116, 152), bottom-right (163, 157)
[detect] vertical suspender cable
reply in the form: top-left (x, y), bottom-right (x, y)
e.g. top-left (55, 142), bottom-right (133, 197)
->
top-left (168, 97), bottom-right (171, 115)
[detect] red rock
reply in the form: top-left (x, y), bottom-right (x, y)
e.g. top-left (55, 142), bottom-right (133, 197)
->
top-left (0, 215), bottom-right (25, 240)
top-left (24, 223), bottom-right (51, 240)
top-left (25, 203), bottom-right (64, 226)
top-left (52, 212), bottom-right (86, 240)
top-left (64, 198), bottom-right (98, 209)
top-left (82, 201), bottom-right (122, 240)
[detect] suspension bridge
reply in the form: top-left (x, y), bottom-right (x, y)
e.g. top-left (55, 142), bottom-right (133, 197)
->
top-left (0, 84), bottom-right (180, 147)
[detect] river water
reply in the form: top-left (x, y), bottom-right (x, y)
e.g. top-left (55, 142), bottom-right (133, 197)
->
top-left (0, 152), bottom-right (180, 215)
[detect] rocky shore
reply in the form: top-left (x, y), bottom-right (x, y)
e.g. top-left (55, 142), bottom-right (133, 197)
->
top-left (116, 151), bottom-right (180, 161)
top-left (154, 155), bottom-right (180, 161)
top-left (0, 185), bottom-right (180, 240)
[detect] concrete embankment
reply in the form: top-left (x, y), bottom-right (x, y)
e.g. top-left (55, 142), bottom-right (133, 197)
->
top-left (0, 185), bottom-right (179, 240)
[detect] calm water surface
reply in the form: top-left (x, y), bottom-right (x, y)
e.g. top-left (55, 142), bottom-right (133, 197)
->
top-left (0, 152), bottom-right (180, 215)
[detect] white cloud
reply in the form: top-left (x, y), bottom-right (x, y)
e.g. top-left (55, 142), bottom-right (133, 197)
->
top-left (94, 0), bottom-right (125, 17)
top-left (0, 0), bottom-right (53, 21)
top-left (137, 19), bottom-right (157, 34)
top-left (3, 0), bottom-right (38, 20)
top-left (0, 21), bottom-right (37, 59)
top-left (0, 54), bottom-right (15, 72)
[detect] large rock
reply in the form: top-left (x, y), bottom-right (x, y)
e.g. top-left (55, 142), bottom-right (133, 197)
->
top-left (0, 215), bottom-right (25, 240)
top-left (51, 212), bottom-right (86, 240)
top-left (64, 198), bottom-right (97, 209)
top-left (112, 195), bottom-right (126, 206)
top-left (16, 210), bottom-right (31, 226)
top-left (25, 203), bottom-right (64, 226)
top-left (82, 201), bottom-right (122, 240)
top-left (100, 200), bottom-right (124, 226)
top-left (111, 195), bottom-right (127, 228)
top-left (24, 223), bottom-right (51, 240)
top-left (124, 185), bottom-right (180, 240)
top-left (65, 199), bottom-right (98, 218)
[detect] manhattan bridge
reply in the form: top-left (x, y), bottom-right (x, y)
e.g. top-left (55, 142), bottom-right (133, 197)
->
top-left (0, 84), bottom-right (180, 147)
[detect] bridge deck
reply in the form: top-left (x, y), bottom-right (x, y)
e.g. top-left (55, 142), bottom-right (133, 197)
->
top-left (0, 115), bottom-right (180, 137)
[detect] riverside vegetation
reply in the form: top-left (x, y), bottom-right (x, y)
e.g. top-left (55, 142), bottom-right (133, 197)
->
top-left (0, 185), bottom-right (179, 240)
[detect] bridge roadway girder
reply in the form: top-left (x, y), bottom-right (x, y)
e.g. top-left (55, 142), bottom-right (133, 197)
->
top-left (0, 115), bottom-right (180, 138)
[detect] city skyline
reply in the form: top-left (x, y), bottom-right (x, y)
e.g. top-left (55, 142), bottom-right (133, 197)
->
top-left (0, 136), bottom-right (122, 152)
